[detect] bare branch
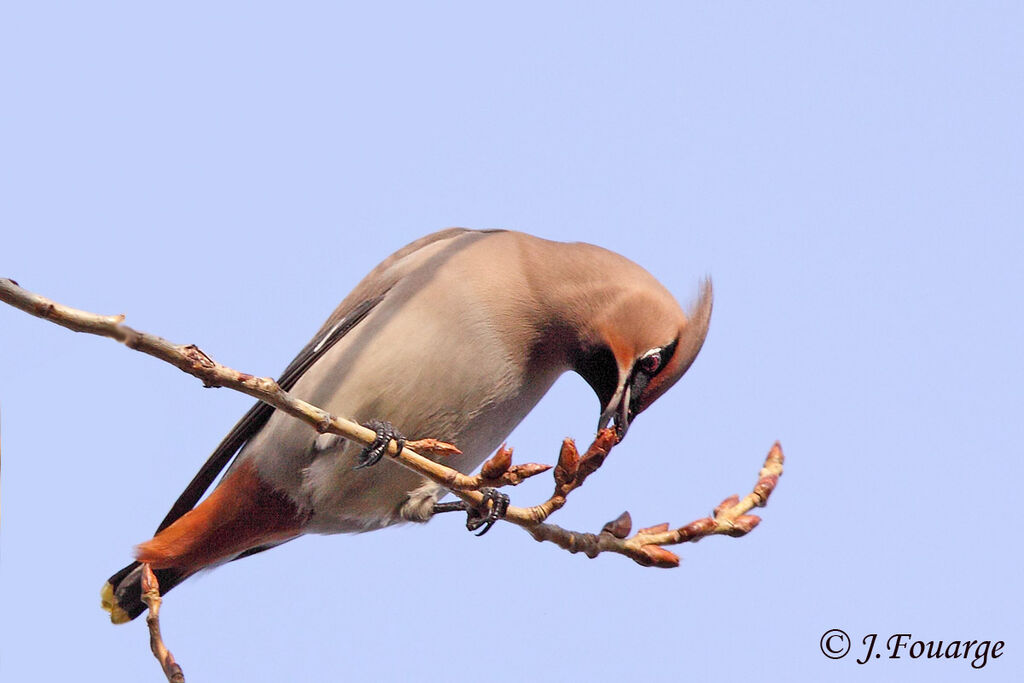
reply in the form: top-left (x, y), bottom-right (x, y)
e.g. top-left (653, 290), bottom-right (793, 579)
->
top-left (515, 430), bottom-right (618, 524)
top-left (140, 565), bottom-right (185, 683)
top-left (1, 277), bottom-right (782, 548)
top-left (524, 442), bottom-right (785, 567)
top-left (2, 276), bottom-right (782, 544)
top-left (1, 277), bottom-right (783, 545)
top-left (0, 278), bottom-right (486, 508)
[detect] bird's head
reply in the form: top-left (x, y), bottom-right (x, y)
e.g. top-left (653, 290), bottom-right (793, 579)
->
top-left (573, 277), bottom-right (713, 442)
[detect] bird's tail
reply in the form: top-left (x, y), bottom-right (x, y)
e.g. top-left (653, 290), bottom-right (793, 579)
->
top-left (100, 460), bottom-right (305, 624)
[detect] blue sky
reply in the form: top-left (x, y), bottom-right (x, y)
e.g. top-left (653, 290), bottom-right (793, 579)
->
top-left (2, 3), bottom-right (1021, 681)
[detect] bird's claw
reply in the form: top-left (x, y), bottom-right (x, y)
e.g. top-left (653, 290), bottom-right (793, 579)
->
top-left (465, 487), bottom-right (510, 536)
top-left (355, 420), bottom-right (405, 469)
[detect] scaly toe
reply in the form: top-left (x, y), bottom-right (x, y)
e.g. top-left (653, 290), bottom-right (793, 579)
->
top-left (355, 420), bottom-right (406, 469)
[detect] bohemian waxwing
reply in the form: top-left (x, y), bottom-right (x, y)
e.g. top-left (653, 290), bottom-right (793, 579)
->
top-left (102, 228), bottom-right (712, 623)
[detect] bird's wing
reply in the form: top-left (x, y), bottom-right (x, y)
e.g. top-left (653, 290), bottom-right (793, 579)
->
top-left (154, 228), bottom-right (487, 533)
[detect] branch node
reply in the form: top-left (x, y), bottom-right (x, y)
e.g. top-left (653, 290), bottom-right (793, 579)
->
top-left (314, 414), bottom-right (334, 434)
top-left (713, 495), bottom-right (740, 517)
top-left (181, 344), bottom-right (215, 368)
top-left (122, 328), bottom-right (144, 350)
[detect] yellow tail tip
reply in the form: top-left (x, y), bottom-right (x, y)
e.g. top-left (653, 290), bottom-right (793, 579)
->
top-left (100, 582), bottom-right (131, 625)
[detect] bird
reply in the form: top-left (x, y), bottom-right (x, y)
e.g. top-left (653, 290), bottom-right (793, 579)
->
top-left (101, 228), bottom-right (712, 623)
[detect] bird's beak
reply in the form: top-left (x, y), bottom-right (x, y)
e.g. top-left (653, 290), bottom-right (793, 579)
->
top-left (598, 381), bottom-right (632, 443)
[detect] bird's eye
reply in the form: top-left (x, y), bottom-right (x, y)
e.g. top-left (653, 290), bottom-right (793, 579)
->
top-left (638, 349), bottom-right (662, 375)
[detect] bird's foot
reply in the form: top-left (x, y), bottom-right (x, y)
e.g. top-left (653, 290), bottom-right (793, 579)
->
top-left (432, 487), bottom-right (510, 536)
top-left (355, 420), bottom-right (405, 469)
top-left (467, 488), bottom-right (510, 535)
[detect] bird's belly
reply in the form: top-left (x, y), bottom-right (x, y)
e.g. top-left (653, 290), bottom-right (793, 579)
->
top-left (299, 377), bottom-right (555, 534)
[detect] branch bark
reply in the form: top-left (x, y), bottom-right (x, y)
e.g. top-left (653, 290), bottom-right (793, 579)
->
top-left (140, 564), bottom-right (185, 682)
top-left (0, 278), bottom-right (499, 510)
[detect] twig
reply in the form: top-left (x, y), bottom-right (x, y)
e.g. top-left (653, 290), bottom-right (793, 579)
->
top-left (1, 277), bottom-right (783, 566)
top-left (525, 442), bottom-right (784, 567)
top-left (0, 278), bottom-right (505, 510)
top-left (521, 429), bottom-right (617, 524)
top-left (140, 564), bottom-right (185, 683)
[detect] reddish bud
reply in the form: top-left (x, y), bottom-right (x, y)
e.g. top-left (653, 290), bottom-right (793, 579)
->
top-left (406, 438), bottom-right (463, 458)
top-left (581, 430), bottom-right (616, 468)
top-left (753, 475), bottom-right (778, 505)
top-left (638, 522), bottom-right (670, 535)
top-left (508, 463), bottom-right (552, 480)
top-left (727, 515), bottom-right (761, 536)
top-left (676, 517), bottom-right (717, 541)
top-left (593, 428), bottom-right (618, 449)
top-left (480, 445), bottom-right (513, 478)
top-left (602, 511), bottom-right (632, 538)
top-left (639, 545), bottom-right (681, 568)
top-left (554, 439), bottom-right (580, 486)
